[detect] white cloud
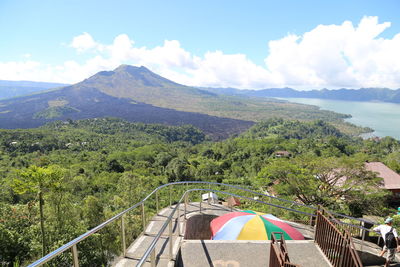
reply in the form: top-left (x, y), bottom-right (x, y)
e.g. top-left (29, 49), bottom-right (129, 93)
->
top-left (0, 16), bottom-right (399, 89)
top-left (70, 32), bottom-right (103, 53)
top-left (265, 16), bottom-right (400, 89)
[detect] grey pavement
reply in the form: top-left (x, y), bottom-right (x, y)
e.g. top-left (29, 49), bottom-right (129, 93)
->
top-left (179, 240), bottom-right (331, 267)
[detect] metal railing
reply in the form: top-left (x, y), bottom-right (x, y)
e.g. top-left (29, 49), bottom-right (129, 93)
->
top-left (136, 191), bottom-right (186, 266)
top-left (315, 207), bottom-right (363, 267)
top-left (27, 181), bottom-right (377, 267)
top-left (137, 187), bottom-right (319, 267)
top-left (27, 181), bottom-right (318, 267)
top-left (269, 232), bottom-right (300, 267)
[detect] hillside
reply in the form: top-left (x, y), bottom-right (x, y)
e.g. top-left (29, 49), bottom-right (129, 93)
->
top-left (1, 117), bottom-right (399, 266)
top-left (0, 65), bottom-right (369, 136)
top-left (73, 65), bottom-right (355, 124)
top-left (0, 87), bottom-right (253, 140)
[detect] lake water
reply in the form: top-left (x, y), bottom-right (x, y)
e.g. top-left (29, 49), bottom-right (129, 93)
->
top-left (277, 98), bottom-right (400, 140)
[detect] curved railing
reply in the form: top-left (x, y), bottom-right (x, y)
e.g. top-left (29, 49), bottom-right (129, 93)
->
top-left (138, 187), bottom-right (318, 266)
top-left (27, 181), bottom-right (377, 267)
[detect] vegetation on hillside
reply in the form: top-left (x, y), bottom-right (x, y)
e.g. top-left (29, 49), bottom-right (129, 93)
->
top-left (0, 117), bottom-right (399, 266)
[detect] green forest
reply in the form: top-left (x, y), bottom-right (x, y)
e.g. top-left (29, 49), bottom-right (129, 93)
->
top-left (1, 117), bottom-right (400, 266)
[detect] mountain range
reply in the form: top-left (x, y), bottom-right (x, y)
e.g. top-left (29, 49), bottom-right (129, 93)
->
top-left (0, 65), bottom-right (370, 138)
top-left (0, 80), bottom-right (69, 100)
top-left (202, 87), bottom-right (400, 103)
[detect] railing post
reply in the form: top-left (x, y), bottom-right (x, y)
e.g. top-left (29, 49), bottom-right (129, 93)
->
top-left (199, 193), bottom-right (202, 213)
top-left (121, 215), bottom-right (126, 257)
top-left (360, 228), bottom-right (365, 252)
top-left (151, 248), bottom-right (156, 267)
top-left (208, 184), bottom-right (211, 204)
top-left (339, 233), bottom-right (348, 267)
top-left (156, 190), bottom-right (159, 214)
top-left (184, 192), bottom-right (187, 220)
top-left (169, 220), bottom-right (173, 260)
top-left (169, 186), bottom-right (172, 207)
top-left (186, 183), bottom-right (190, 204)
top-left (71, 244), bottom-right (79, 267)
top-left (176, 203), bottom-right (181, 236)
top-left (141, 203), bottom-right (146, 232)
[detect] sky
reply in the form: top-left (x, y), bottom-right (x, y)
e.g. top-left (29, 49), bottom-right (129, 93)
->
top-left (0, 0), bottom-right (399, 90)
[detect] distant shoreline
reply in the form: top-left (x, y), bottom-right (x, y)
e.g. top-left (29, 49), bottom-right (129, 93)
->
top-left (276, 97), bottom-right (400, 140)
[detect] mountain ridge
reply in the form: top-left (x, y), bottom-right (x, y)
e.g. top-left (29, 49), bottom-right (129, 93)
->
top-left (0, 80), bottom-right (70, 100)
top-left (202, 86), bottom-right (400, 103)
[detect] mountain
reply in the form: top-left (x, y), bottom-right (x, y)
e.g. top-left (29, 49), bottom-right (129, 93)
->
top-left (0, 86), bottom-right (253, 140)
top-left (0, 80), bottom-right (69, 100)
top-left (0, 65), bottom-right (368, 138)
top-left (202, 87), bottom-right (400, 103)
top-left (72, 65), bottom-right (217, 111)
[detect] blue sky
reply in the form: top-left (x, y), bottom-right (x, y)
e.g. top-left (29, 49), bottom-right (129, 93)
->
top-left (1, 0), bottom-right (399, 89)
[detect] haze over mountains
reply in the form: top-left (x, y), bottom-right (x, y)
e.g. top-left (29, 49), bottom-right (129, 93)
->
top-left (203, 87), bottom-right (400, 103)
top-left (0, 65), bottom-right (374, 138)
top-left (0, 80), bottom-right (69, 100)
top-left (2, 69), bottom-right (399, 104)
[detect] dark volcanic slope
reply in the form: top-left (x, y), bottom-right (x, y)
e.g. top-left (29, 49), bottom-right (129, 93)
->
top-left (0, 86), bottom-right (253, 140)
top-left (71, 65), bottom-right (217, 111)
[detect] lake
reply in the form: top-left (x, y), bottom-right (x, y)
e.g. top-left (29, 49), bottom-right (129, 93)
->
top-left (277, 98), bottom-right (400, 140)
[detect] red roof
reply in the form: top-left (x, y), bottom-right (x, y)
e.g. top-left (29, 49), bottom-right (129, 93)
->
top-left (365, 162), bottom-right (400, 190)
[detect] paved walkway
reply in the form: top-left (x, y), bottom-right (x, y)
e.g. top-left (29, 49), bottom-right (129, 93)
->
top-left (180, 240), bottom-right (331, 267)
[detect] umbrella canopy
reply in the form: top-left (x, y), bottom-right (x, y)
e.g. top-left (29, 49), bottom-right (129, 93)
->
top-left (210, 210), bottom-right (304, 241)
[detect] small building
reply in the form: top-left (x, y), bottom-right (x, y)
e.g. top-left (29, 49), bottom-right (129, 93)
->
top-left (365, 162), bottom-right (400, 198)
top-left (227, 196), bottom-right (241, 207)
top-left (201, 192), bottom-right (218, 204)
top-left (274, 150), bottom-right (291, 158)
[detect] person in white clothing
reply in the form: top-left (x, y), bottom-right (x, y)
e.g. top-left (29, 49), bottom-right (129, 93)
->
top-left (373, 217), bottom-right (399, 267)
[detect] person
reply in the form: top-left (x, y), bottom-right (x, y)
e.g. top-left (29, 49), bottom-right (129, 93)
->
top-left (373, 217), bottom-right (399, 267)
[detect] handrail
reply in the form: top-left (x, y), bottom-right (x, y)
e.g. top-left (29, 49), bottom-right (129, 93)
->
top-left (270, 232), bottom-right (300, 267)
top-left (315, 207), bottom-right (363, 267)
top-left (194, 188), bottom-right (315, 217)
top-left (27, 200), bottom-right (143, 267)
top-left (137, 192), bottom-right (186, 266)
top-left (169, 181), bottom-right (318, 210)
top-left (28, 181), bottom-right (319, 267)
top-left (27, 181), bottom-right (376, 267)
top-left (137, 187), bottom-right (317, 267)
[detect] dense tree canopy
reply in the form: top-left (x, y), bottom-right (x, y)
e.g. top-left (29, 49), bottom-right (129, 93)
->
top-left (0, 117), bottom-right (399, 266)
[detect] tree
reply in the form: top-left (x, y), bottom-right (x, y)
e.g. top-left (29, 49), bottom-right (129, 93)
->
top-left (256, 156), bottom-right (387, 214)
top-left (10, 165), bottom-right (65, 256)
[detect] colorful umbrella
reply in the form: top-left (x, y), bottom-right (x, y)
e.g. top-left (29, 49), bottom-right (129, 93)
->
top-left (210, 210), bottom-right (304, 240)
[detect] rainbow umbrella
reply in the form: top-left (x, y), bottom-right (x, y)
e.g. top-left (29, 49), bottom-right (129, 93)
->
top-left (210, 210), bottom-right (304, 240)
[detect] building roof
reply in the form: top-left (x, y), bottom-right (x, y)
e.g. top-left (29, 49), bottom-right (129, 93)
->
top-left (365, 162), bottom-right (400, 190)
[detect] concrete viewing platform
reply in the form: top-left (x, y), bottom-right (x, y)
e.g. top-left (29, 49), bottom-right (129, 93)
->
top-left (112, 202), bottom-right (398, 267)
